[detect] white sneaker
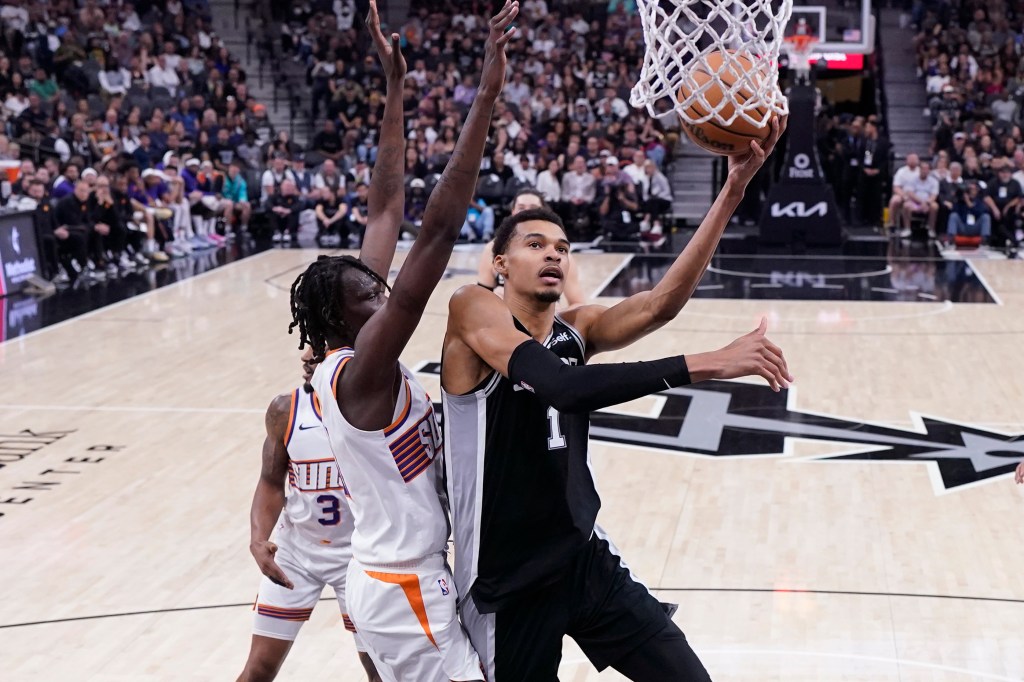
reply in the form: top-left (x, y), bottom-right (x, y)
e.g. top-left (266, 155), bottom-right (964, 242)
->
top-left (51, 267), bottom-right (71, 286)
top-left (119, 253), bottom-right (134, 270)
top-left (899, 228), bottom-right (912, 238)
top-left (86, 261), bottom-right (107, 282)
top-left (272, 232), bottom-right (283, 243)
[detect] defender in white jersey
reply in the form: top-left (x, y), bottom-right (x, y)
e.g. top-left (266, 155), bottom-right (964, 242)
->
top-left (238, 348), bottom-right (382, 681)
top-left (287, 5), bottom-right (519, 679)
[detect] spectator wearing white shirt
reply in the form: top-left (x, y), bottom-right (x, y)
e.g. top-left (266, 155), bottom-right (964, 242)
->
top-left (99, 59), bottom-right (131, 97)
top-left (900, 161), bottom-right (940, 236)
top-left (533, 27), bottom-right (556, 57)
top-left (148, 55), bottom-right (181, 91)
top-left (506, 152), bottom-right (536, 184)
top-left (886, 153), bottom-right (920, 231)
top-left (260, 154), bottom-right (297, 203)
top-left (505, 72), bottom-right (531, 108)
top-left (452, 11), bottom-right (479, 32)
top-left (0, 3), bottom-right (29, 32)
top-left (334, 0), bottom-right (355, 31)
top-left (160, 42), bottom-right (181, 71)
top-left (642, 159), bottom-right (673, 228)
top-left (408, 59), bottom-right (429, 88)
top-left (522, 0), bottom-right (548, 18)
top-left (597, 87), bottom-right (629, 120)
top-left (925, 64), bottom-right (951, 95)
top-left (535, 158), bottom-right (562, 204)
top-left (1010, 150), bottom-right (1024, 192)
top-left (623, 150), bottom-right (647, 191)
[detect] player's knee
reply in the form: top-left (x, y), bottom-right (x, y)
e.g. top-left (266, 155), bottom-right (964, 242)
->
top-left (237, 656), bottom-right (283, 682)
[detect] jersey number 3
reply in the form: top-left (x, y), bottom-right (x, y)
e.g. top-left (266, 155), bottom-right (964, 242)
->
top-left (547, 406), bottom-right (566, 449)
top-left (317, 494), bottom-right (341, 526)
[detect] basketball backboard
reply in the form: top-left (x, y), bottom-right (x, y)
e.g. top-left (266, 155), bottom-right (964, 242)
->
top-left (785, 0), bottom-right (875, 55)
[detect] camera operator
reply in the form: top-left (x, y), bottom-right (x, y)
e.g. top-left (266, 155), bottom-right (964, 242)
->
top-left (597, 156), bottom-right (640, 242)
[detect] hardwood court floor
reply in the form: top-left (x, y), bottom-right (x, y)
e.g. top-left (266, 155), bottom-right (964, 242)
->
top-left (1, 247), bottom-right (1022, 681)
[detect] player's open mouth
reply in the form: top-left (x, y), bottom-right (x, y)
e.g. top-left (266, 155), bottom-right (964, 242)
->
top-left (539, 266), bottom-right (563, 283)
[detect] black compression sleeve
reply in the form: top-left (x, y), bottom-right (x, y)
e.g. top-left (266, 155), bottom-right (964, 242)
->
top-left (507, 339), bottom-right (691, 414)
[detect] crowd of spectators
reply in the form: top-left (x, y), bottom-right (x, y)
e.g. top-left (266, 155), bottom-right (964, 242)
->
top-left (908, 0), bottom-right (1024, 250)
top-left (286, 0), bottom-right (678, 242)
top-left (0, 0), bottom-right (683, 291)
top-left (0, 0), bottom-right (344, 285)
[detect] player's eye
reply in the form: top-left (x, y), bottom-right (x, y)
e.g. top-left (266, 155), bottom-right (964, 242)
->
top-left (529, 241), bottom-right (541, 248)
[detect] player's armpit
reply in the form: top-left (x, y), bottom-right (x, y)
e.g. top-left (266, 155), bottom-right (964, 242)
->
top-left (449, 284), bottom-right (534, 378)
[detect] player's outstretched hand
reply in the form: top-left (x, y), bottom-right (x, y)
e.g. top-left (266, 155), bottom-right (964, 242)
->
top-left (251, 540), bottom-right (294, 589)
top-left (366, 0), bottom-right (406, 84)
top-left (1016, 461), bottom-right (1024, 484)
top-left (713, 317), bottom-right (793, 392)
top-left (479, 1), bottom-right (518, 98)
top-left (726, 114), bottom-right (788, 188)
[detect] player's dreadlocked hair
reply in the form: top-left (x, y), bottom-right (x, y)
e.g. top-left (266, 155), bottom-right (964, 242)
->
top-left (288, 255), bottom-right (391, 362)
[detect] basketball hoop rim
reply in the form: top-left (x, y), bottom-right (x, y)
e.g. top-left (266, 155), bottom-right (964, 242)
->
top-left (783, 35), bottom-right (818, 56)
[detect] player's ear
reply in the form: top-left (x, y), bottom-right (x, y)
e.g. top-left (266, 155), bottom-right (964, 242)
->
top-left (493, 252), bottom-right (509, 277)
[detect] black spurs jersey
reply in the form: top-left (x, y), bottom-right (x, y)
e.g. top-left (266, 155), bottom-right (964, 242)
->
top-left (442, 315), bottom-right (600, 613)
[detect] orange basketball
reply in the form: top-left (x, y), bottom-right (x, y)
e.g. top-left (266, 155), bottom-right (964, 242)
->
top-left (678, 50), bottom-right (771, 155)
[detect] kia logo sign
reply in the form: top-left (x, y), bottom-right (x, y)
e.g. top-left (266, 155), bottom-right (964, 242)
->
top-left (770, 201), bottom-right (829, 218)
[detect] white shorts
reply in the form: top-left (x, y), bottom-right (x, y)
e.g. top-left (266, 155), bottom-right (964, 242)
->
top-left (347, 555), bottom-right (481, 682)
top-left (252, 527), bottom-right (365, 651)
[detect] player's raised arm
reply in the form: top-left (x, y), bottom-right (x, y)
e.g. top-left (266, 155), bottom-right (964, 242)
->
top-left (448, 282), bottom-right (791, 410)
top-left (339, 1), bottom-right (518, 430)
top-left (359, 0), bottom-right (407, 279)
top-left (576, 116), bottom-right (787, 355)
top-left (248, 394), bottom-right (295, 590)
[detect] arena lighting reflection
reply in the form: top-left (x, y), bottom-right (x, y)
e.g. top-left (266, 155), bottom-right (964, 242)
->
top-left (598, 253), bottom-right (996, 304)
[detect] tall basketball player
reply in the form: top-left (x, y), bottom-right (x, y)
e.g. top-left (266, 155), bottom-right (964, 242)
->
top-left (441, 117), bottom-right (789, 680)
top-left (287, 3), bottom-right (518, 680)
top-left (476, 189), bottom-right (586, 306)
top-left (238, 348), bottom-right (381, 682)
top-left (238, 4), bottom-right (404, 679)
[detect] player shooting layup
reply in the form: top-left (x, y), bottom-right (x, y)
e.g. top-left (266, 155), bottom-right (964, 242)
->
top-left (441, 118), bottom-right (790, 680)
top-left (290, 3), bottom-right (517, 679)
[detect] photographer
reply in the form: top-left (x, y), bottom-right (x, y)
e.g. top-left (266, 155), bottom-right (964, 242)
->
top-left (597, 156), bottom-right (640, 242)
top-left (945, 181), bottom-right (991, 245)
top-left (983, 161), bottom-right (1023, 249)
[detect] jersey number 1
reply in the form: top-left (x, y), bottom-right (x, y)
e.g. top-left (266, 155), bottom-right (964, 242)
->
top-left (547, 407), bottom-right (566, 449)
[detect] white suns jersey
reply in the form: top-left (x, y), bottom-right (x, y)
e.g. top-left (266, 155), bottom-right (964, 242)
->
top-left (312, 347), bottom-right (449, 565)
top-left (280, 386), bottom-right (356, 548)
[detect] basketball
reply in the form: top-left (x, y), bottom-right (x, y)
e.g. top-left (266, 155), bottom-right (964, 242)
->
top-left (677, 50), bottom-right (772, 155)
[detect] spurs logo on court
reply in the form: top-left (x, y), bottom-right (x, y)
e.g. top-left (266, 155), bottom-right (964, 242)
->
top-left (586, 381), bottom-right (1023, 493)
top-left (415, 362), bottom-right (1022, 493)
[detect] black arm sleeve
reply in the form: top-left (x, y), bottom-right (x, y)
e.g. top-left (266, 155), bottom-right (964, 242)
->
top-left (507, 339), bottom-right (691, 414)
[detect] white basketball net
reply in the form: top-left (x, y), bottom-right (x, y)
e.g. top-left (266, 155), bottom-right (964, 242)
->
top-left (630, 0), bottom-right (794, 127)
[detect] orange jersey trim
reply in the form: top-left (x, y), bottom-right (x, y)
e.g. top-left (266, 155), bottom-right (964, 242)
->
top-left (331, 356), bottom-right (352, 398)
top-left (383, 380), bottom-right (414, 436)
top-left (282, 389), bottom-right (300, 447)
top-left (364, 571), bottom-right (437, 649)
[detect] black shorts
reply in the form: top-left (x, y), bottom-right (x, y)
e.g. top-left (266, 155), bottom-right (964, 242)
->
top-left (459, 532), bottom-right (711, 681)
